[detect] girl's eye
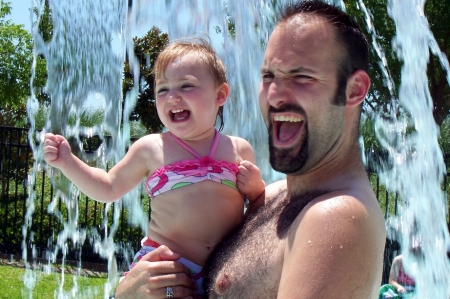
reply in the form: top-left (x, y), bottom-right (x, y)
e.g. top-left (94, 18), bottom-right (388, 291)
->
top-left (181, 84), bottom-right (194, 89)
top-left (156, 88), bottom-right (168, 95)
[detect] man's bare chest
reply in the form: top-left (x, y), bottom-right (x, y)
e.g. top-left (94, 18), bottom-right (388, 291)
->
top-left (204, 195), bottom-right (292, 298)
top-left (206, 212), bottom-right (285, 298)
top-left (204, 189), bottom-right (329, 298)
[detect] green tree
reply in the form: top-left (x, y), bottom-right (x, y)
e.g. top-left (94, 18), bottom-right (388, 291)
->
top-left (32, 0), bottom-right (52, 106)
top-left (347, 0), bottom-right (450, 125)
top-left (123, 27), bottom-right (169, 133)
top-left (0, 0), bottom-right (48, 125)
top-left (0, 1), bottom-right (33, 123)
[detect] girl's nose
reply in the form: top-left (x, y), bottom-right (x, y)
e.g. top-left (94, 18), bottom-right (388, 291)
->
top-left (167, 91), bottom-right (181, 102)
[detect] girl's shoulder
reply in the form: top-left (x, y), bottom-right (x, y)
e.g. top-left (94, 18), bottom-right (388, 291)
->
top-left (221, 134), bottom-right (252, 147)
top-left (220, 134), bottom-right (255, 160)
top-left (129, 133), bottom-right (166, 170)
top-left (130, 133), bottom-right (163, 149)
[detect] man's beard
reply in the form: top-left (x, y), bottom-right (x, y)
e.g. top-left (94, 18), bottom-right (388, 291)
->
top-left (268, 126), bottom-right (308, 175)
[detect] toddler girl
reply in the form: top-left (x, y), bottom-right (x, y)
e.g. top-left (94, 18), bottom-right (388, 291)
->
top-left (43, 37), bottom-right (265, 297)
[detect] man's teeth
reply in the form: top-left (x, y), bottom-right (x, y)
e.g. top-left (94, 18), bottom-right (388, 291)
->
top-left (273, 115), bottom-right (302, 122)
top-left (171, 109), bottom-right (184, 113)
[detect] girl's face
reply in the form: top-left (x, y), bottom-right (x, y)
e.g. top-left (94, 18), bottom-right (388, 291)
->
top-left (155, 53), bottom-right (229, 140)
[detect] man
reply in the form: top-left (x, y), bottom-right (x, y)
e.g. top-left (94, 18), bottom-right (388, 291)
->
top-left (115, 1), bottom-right (386, 298)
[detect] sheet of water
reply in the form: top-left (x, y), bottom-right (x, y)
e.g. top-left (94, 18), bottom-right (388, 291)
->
top-left (371, 1), bottom-right (450, 297)
top-left (23, 0), bottom-right (450, 298)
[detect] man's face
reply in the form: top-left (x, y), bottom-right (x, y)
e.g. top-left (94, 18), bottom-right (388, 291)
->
top-left (258, 16), bottom-right (347, 175)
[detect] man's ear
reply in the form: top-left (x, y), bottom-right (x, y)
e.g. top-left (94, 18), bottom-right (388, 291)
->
top-left (346, 70), bottom-right (370, 107)
top-left (216, 83), bottom-right (230, 106)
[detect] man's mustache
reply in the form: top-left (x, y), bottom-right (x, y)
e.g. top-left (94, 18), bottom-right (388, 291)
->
top-left (268, 103), bottom-right (306, 118)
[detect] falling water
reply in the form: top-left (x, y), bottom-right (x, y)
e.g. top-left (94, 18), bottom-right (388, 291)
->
top-left (25, 0), bottom-right (129, 298)
top-left (361, 0), bottom-right (450, 298)
top-left (22, 0), bottom-right (450, 298)
top-left (127, 0), bottom-right (279, 181)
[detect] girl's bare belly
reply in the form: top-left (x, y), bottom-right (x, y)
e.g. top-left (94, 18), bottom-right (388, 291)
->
top-left (147, 181), bottom-right (244, 266)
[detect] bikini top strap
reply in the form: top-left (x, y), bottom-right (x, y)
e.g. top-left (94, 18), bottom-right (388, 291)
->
top-left (209, 129), bottom-right (219, 157)
top-left (170, 132), bottom-right (202, 159)
top-left (170, 129), bottom-right (219, 159)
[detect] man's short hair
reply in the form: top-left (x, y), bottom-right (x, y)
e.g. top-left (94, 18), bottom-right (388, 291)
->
top-left (278, 0), bottom-right (369, 105)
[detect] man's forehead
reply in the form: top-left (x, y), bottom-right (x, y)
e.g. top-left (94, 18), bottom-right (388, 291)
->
top-left (262, 15), bottom-right (341, 68)
top-left (278, 14), bottom-right (335, 44)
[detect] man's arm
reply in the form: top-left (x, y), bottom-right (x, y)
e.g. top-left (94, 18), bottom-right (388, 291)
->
top-left (276, 192), bottom-right (386, 298)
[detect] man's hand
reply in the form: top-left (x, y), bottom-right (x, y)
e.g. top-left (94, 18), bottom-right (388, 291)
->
top-left (115, 245), bottom-right (197, 299)
top-left (237, 160), bottom-right (265, 202)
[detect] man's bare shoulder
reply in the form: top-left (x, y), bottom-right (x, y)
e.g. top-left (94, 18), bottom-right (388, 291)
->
top-left (293, 189), bottom-right (385, 241)
top-left (277, 191), bottom-right (386, 298)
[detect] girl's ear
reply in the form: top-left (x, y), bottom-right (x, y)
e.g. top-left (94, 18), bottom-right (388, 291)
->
top-left (216, 83), bottom-right (230, 106)
top-left (346, 70), bottom-right (370, 107)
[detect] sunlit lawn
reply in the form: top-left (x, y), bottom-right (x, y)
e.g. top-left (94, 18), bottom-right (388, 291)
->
top-left (0, 264), bottom-right (110, 299)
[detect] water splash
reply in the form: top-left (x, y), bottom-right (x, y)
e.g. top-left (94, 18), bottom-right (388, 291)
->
top-left (25, 0), bottom-right (128, 298)
top-left (371, 0), bottom-right (450, 298)
top-left (22, 0), bottom-right (450, 298)
top-left (128, 0), bottom-right (282, 182)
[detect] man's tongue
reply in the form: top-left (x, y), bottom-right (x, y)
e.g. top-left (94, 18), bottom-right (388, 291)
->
top-left (278, 121), bottom-right (301, 142)
top-left (173, 110), bottom-right (190, 121)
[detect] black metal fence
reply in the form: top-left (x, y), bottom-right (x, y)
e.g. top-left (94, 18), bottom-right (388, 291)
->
top-left (1, 125), bottom-right (449, 280)
top-left (0, 126), bottom-right (147, 268)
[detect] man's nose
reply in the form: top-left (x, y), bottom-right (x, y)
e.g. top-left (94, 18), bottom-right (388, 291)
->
top-left (267, 79), bottom-right (289, 107)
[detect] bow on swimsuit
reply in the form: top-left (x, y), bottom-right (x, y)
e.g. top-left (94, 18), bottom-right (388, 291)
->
top-left (146, 130), bottom-right (239, 198)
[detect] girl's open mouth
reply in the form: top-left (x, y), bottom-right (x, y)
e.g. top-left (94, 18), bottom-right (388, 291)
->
top-left (171, 109), bottom-right (190, 121)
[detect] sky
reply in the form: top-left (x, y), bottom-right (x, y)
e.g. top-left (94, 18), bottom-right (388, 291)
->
top-left (8, 0), bottom-right (32, 30)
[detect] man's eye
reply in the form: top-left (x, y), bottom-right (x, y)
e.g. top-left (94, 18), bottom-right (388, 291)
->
top-left (295, 75), bottom-right (312, 80)
top-left (262, 73), bottom-right (274, 79)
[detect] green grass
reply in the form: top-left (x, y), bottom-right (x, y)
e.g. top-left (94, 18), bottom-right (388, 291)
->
top-left (0, 264), bottom-right (110, 299)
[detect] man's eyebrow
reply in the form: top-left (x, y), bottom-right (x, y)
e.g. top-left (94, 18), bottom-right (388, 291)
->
top-left (287, 67), bottom-right (316, 74)
top-left (260, 67), bottom-right (316, 74)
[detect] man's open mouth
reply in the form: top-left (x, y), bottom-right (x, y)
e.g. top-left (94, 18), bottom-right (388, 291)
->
top-left (272, 114), bottom-right (304, 147)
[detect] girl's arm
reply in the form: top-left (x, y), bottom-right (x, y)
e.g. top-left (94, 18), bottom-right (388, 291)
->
top-left (237, 160), bottom-right (265, 202)
top-left (234, 137), bottom-right (265, 202)
top-left (43, 133), bottom-right (154, 202)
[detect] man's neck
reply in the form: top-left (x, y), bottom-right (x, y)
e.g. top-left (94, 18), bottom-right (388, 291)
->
top-left (286, 143), bottom-right (367, 197)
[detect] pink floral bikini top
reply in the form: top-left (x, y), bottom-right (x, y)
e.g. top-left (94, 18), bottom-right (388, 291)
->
top-left (145, 130), bottom-right (239, 198)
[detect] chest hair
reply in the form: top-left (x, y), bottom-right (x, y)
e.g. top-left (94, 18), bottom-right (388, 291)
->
top-left (204, 189), bottom-right (329, 298)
